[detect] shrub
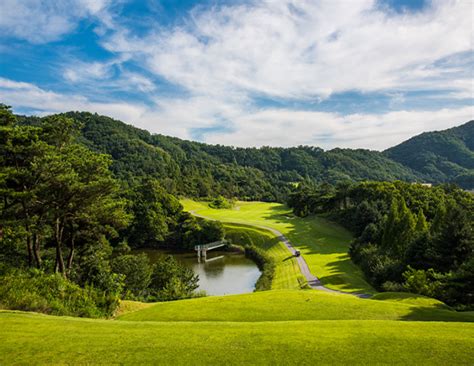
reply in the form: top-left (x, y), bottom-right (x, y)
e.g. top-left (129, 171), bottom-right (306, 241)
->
top-left (0, 270), bottom-right (118, 318)
top-left (208, 195), bottom-right (233, 209)
top-left (111, 254), bottom-right (153, 299)
top-left (149, 255), bottom-right (200, 301)
top-left (381, 281), bottom-right (405, 292)
top-left (402, 266), bottom-right (440, 298)
top-left (244, 245), bottom-right (275, 291)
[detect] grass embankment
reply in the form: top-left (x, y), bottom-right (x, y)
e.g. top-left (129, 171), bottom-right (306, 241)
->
top-left (182, 200), bottom-right (373, 294)
top-left (223, 223), bottom-right (304, 290)
top-left (117, 290), bottom-right (474, 323)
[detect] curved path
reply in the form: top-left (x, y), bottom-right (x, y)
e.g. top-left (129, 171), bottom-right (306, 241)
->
top-left (190, 211), bottom-right (371, 298)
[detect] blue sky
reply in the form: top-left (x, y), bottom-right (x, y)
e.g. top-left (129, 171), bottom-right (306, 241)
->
top-left (0, 0), bottom-right (472, 150)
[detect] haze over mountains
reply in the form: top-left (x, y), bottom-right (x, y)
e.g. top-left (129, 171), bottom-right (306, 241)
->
top-left (20, 112), bottom-right (474, 199)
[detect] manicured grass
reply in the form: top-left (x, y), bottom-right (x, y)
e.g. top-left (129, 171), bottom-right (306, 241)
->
top-left (117, 290), bottom-right (474, 323)
top-left (182, 199), bottom-right (374, 294)
top-left (1, 311), bottom-right (473, 365)
top-left (223, 223), bottom-right (303, 290)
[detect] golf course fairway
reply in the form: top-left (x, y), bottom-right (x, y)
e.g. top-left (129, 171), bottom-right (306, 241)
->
top-left (182, 199), bottom-right (374, 294)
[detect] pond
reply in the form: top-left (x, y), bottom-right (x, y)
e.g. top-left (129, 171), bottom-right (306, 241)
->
top-left (136, 249), bottom-right (261, 296)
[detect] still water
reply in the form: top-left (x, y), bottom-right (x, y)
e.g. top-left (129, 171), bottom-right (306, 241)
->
top-left (137, 249), bottom-right (261, 296)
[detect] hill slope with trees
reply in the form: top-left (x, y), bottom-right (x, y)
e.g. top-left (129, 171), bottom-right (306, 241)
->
top-left (385, 121), bottom-right (474, 188)
top-left (21, 112), bottom-right (473, 199)
top-left (15, 112), bottom-right (437, 200)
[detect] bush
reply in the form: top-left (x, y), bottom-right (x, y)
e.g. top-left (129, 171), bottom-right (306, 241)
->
top-left (381, 281), bottom-right (405, 292)
top-left (111, 254), bottom-right (153, 299)
top-left (209, 195), bottom-right (233, 209)
top-left (149, 255), bottom-right (200, 301)
top-left (402, 266), bottom-right (440, 298)
top-left (0, 270), bottom-right (118, 318)
top-left (244, 245), bottom-right (275, 291)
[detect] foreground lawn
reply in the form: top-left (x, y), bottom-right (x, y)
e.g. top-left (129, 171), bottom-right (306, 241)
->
top-left (118, 290), bottom-right (474, 323)
top-left (1, 311), bottom-right (473, 365)
top-left (182, 200), bottom-right (373, 294)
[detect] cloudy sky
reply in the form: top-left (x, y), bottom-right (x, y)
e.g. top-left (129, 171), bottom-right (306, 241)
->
top-left (0, 0), bottom-right (472, 150)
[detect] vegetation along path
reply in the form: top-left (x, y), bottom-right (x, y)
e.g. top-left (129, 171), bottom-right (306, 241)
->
top-left (185, 200), bottom-right (373, 297)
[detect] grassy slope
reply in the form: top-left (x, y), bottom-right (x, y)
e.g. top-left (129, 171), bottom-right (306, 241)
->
top-left (182, 200), bottom-right (373, 294)
top-left (118, 290), bottom-right (474, 323)
top-left (223, 223), bottom-right (303, 290)
top-left (114, 300), bottom-right (154, 317)
top-left (2, 310), bottom-right (473, 365)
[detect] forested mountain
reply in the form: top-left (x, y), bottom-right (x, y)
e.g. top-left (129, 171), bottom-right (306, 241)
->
top-left (385, 121), bottom-right (474, 189)
top-left (20, 112), bottom-right (426, 201)
top-left (20, 112), bottom-right (474, 201)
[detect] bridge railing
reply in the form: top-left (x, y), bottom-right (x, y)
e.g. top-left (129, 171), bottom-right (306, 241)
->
top-left (194, 240), bottom-right (228, 251)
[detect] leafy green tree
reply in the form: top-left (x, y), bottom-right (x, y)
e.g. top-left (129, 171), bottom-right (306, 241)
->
top-left (414, 209), bottom-right (429, 233)
top-left (149, 255), bottom-right (199, 301)
top-left (111, 254), bottom-right (153, 299)
top-left (0, 105), bottom-right (47, 268)
top-left (402, 266), bottom-right (440, 298)
top-left (126, 179), bottom-right (182, 248)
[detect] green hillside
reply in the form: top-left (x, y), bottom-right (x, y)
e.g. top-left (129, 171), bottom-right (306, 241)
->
top-left (20, 111), bottom-right (423, 201)
top-left (385, 120), bottom-right (474, 188)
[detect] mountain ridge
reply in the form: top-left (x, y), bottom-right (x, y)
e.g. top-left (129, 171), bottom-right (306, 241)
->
top-left (385, 120), bottom-right (474, 188)
top-left (18, 112), bottom-right (474, 197)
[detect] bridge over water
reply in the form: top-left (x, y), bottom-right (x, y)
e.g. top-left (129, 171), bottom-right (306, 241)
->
top-left (194, 240), bottom-right (228, 261)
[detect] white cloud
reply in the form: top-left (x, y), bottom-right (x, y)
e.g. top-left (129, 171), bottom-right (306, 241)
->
top-left (1, 1), bottom-right (472, 151)
top-left (103, 0), bottom-right (473, 100)
top-left (63, 61), bottom-right (115, 83)
top-left (95, 0), bottom-right (473, 149)
top-left (62, 58), bottom-right (158, 94)
top-left (1, 77), bottom-right (472, 150)
top-left (0, 0), bottom-right (113, 43)
top-left (0, 77), bottom-right (146, 123)
top-left (202, 105), bottom-right (474, 150)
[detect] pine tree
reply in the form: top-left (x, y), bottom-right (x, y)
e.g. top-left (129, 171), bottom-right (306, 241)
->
top-left (396, 198), bottom-right (416, 256)
top-left (415, 209), bottom-right (429, 233)
top-left (382, 197), bottom-right (400, 249)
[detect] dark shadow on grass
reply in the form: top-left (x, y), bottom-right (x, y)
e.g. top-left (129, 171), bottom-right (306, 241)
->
top-left (399, 306), bottom-right (474, 322)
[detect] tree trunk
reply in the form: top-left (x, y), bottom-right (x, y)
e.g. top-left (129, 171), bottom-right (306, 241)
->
top-left (67, 233), bottom-right (75, 271)
top-left (55, 217), bottom-right (66, 276)
top-left (21, 202), bottom-right (33, 267)
top-left (55, 245), bottom-right (66, 275)
top-left (26, 234), bottom-right (33, 267)
top-left (33, 233), bottom-right (42, 269)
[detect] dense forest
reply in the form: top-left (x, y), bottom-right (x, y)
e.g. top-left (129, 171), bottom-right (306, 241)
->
top-left (288, 181), bottom-right (473, 309)
top-left (0, 105), bottom-right (224, 317)
top-left (20, 112), bottom-right (474, 202)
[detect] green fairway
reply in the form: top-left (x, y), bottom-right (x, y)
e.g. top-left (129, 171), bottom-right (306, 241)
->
top-left (2, 311), bottom-right (473, 365)
top-left (182, 200), bottom-right (374, 294)
top-left (118, 290), bottom-right (474, 323)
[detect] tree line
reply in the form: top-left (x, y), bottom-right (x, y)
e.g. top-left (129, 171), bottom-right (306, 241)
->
top-left (288, 180), bottom-right (473, 309)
